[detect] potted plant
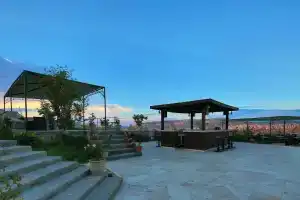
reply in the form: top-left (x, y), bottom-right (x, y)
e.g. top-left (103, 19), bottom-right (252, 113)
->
top-left (84, 143), bottom-right (106, 175)
top-left (102, 134), bottom-right (112, 158)
top-left (136, 142), bottom-right (142, 152)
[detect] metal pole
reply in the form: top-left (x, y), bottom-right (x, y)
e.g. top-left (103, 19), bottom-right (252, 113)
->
top-left (103, 87), bottom-right (107, 131)
top-left (24, 73), bottom-right (28, 131)
top-left (3, 96), bottom-right (5, 112)
top-left (283, 120), bottom-right (286, 135)
top-left (269, 120), bottom-right (272, 135)
top-left (82, 96), bottom-right (85, 130)
top-left (10, 97), bottom-right (12, 112)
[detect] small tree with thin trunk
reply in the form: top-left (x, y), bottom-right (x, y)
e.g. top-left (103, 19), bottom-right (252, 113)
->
top-left (132, 114), bottom-right (148, 128)
top-left (37, 65), bottom-right (89, 130)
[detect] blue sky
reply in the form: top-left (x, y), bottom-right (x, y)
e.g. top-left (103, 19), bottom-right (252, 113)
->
top-left (1, 0), bottom-right (300, 122)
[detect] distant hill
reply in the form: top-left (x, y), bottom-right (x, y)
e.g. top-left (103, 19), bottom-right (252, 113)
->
top-left (229, 109), bottom-right (300, 119)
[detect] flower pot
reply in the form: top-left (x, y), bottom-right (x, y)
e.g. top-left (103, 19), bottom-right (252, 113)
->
top-left (89, 159), bottom-right (106, 175)
top-left (136, 146), bottom-right (142, 152)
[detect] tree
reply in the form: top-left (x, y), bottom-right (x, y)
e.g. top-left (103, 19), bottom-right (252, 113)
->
top-left (132, 114), bottom-right (148, 127)
top-left (112, 117), bottom-right (121, 129)
top-left (88, 113), bottom-right (96, 127)
top-left (100, 117), bottom-right (109, 129)
top-left (37, 100), bottom-right (55, 120)
top-left (37, 65), bottom-right (89, 130)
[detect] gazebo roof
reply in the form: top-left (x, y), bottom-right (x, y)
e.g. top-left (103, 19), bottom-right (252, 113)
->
top-left (4, 70), bottom-right (104, 99)
top-left (150, 98), bottom-right (239, 113)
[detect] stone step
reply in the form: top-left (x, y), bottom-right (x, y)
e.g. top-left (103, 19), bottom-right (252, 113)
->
top-left (107, 152), bottom-right (142, 161)
top-left (108, 147), bottom-right (135, 156)
top-left (105, 143), bottom-right (128, 149)
top-left (85, 173), bottom-right (123, 200)
top-left (0, 140), bottom-right (17, 147)
top-left (0, 156), bottom-right (62, 178)
top-left (106, 138), bottom-right (125, 144)
top-left (0, 145), bottom-right (32, 155)
top-left (1, 161), bottom-right (79, 193)
top-left (50, 175), bottom-right (107, 200)
top-left (97, 134), bottom-right (124, 140)
top-left (0, 151), bottom-right (47, 166)
top-left (20, 165), bottom-right (89, 200)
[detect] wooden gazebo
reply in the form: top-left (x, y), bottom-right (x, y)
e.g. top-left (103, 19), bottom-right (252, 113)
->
top-left (150, 98), bottom-right (239, 150)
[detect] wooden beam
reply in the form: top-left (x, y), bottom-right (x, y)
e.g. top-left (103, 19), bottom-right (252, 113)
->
top-left (161, 110), bottom-right (165, 130)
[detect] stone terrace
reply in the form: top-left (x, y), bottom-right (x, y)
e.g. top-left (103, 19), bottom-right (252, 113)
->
top-left (108, 142), bottom-right (300, 200)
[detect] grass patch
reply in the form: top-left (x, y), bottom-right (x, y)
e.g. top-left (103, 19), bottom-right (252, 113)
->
top-left (18, 133), bottom-right (90, 164)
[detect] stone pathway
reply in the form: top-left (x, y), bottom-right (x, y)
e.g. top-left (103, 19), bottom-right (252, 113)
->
top-left (108, 142), bottom-right (300, 200)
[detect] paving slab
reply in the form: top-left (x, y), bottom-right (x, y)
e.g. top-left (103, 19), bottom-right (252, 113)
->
top-left (108, 142), bottom-right (300, 200)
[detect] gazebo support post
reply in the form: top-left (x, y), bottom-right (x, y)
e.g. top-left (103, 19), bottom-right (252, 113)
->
top-left (225, 111), bottom-right (229, 130)
top-left (24, 73), bottom-right (28, 131)
top-left (269, 120), bottom-right (272, 135)
top-left (283, 120), bottom-right (286, 135)
top-left (190, 112), bottom-right (194, 130)
top-left (160, 110), bottom-right (165, 130)
top-left (201, 111), bottom-right (206, 130)
top-left (103, 87), bottom-right (107, 131)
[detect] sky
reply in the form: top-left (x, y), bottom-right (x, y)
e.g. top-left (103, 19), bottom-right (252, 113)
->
top-left (1, 0), bottom-right (300, 124)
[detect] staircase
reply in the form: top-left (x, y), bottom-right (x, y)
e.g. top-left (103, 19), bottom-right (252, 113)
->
top-left (0, 140), bottom-right (122, 200)
top-left (100, 131), bottom-right (142, 161)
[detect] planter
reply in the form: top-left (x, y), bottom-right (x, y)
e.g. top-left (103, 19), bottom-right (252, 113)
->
top-left (136, 146), bottom-right (142, 152)
top-left (89, 159), bottom-right (106, 175)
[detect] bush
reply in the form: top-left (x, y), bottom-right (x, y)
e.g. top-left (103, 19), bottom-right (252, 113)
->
top-left (231, 134), bottom-right (249, 142)
top-left (14, 132), bottom-right (44, 149)
top-left (47, 145), bottom-right (89, 163)
top-left (131, 133), bottom-right (150, 142)
top-left (0, 116), bottom-right (14, 140)
top-left (0, 127), bottom-right (14, 140)
top-left (59, 134), bottom-right (89, 149)
top-left (0, 168), bottom-right (23, 200)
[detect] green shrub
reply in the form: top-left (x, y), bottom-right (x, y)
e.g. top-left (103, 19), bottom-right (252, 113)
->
top-left (60, 134), bottom-right (88, 149)
top-left (0, 168), bottom-right (23, 200)
top-left (47, 145), bottom-right (89, 163)
top-left (131, 133), bottom-right (150, 142)
top-left (0, 127), bottom-right (14, 140)
top-left (0, 116), bottom-right (14, 140)
top-left (231, 134), bottom-right (249, 142)
top-left (14, 132), bottom-right (44, 149)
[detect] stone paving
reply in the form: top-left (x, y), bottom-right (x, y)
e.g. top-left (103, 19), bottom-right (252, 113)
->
top-left (108, 142), bottom-right (300, 200)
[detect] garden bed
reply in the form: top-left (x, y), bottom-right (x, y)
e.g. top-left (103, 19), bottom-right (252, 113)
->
top-left (14, 132), bottom-right (90, 163)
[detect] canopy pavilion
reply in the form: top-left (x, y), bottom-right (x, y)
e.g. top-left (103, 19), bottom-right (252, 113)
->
top-left (3, 70), bottom-right (107, 130)
top-left (150, 98), bottom-right (239, 150)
